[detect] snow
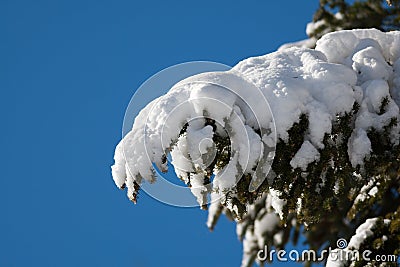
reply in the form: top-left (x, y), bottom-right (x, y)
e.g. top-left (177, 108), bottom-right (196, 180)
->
top-left (348, 128), bottom-right (371, 167)
top-left (112, 29), bottom-right (400, 208)
top-left (241, 227), bottom-right (259, 267)
top-left (189, 173), bottom-right (209, 208)
top-left (237, 192), bottom-right (288, 267)
top-left (213, 153), bottom-right (240, 191)
top-left (393, 58), bottom-right (400, 104)
top-left (269, 189), bottom-right (286, 219)
top-left (206, 192), bottom-right (222, 229)
top-left (353, 177), bottom-right (378, 205)
top-left (348, 218), bottom-right (378, 250)
top-left (233, 46), bottom-right (357, 146)
top-left (278, 38), bottom-right (317, 51)
top-left (326, 249), bottom-right (345, 267)
top-left (326, 218), bottom-right (379, 267)
top-left (170, 134), bottom-right (194, 180)
top-left (254, 212), bottom-right (280, 248)
top-left (316, 29), bottom-right (400, 65)
top-left (352, 40), bottom-right (392, 84)
top-left (186, 124), bottom-right (215, 169)
top-left (306, 20), bottom-right (326, 36)
top-left (290, 141), bottom-right (320, 171)
top-left (306, 12), bottom-right (344, 38)
top-left (368, 186), bottom-right (378, 197)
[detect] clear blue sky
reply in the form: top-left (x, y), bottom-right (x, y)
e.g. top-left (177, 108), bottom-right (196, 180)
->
top-left (1, 1), bottom-right (319, 266)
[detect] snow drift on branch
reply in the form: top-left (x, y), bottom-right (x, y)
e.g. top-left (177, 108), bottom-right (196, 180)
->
top-left (112, 29), bottom-right (400, 209)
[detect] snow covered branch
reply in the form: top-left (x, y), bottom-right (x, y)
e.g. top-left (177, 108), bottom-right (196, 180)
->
top-left (112, 29), bottom-right (400, 266)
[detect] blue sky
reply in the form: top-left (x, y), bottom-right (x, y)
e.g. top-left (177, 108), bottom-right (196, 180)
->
top-left (1, 1), bottom-right (319, 266)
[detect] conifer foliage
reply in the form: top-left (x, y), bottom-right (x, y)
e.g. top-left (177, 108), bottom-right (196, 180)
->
top-left (309, 0), bottom-right (400, 39)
